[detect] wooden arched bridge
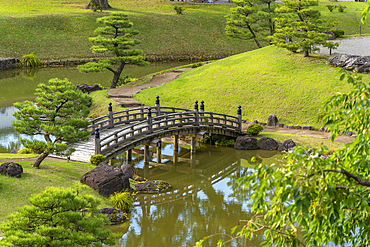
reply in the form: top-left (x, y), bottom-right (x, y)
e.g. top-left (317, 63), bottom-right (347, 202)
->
top-left (63, 97), bottom-right (243, 163)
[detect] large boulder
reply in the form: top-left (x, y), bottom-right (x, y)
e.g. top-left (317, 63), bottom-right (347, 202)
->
top-left (98, 208), bottom-right (127, 225)
top-left (80, 162), bottom-right (129, 197)
top-left (0, 162), bottom-right (23, 178)
top-left (278, 139), bottom-right (296, 152)
top-left (267, 114), bottom-right (278, 126)
top-left (258, 137), bottom-right (278, 150)
top-left (235, 136), bottom-right (258, 150)
top-left (132, 180), bottom-right (170, 193)
top-left (76, 83), bottom-right (101, 94)
top-left (120, 163), bottom-right (135, 188)
top-left (327, 53), bottom-right (370, 73)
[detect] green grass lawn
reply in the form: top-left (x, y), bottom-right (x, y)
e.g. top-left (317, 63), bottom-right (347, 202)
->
top-left (135, 45), bottom-right (370, 127)
top-left (0, 0), bottom-right (369, 61)
top-left (0, 159), bottom-right (111, 222)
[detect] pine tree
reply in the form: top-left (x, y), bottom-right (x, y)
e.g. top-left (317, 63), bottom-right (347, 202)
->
top-left (78, 12), bottom-right (149, 89)
top-left (12, 78), bottom-right (91, 168)
top-left (0, 186), bottom-right (116, 247)
top-left (269, 0), bottom-right (338, 57)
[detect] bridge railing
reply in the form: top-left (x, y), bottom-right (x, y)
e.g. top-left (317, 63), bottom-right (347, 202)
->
top-left (85, 96), bottom-right (193, 134)
top-left (94, 100), bottom-right (243, 155)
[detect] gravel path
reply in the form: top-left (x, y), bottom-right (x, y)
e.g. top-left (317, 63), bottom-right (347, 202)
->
top-left (319, 36), bottom-right (370, 56)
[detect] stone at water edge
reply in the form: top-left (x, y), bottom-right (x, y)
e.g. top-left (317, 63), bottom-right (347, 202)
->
top-left (278, 139), bottom-right (296, 152)
top-left (235, 136), bottom-right (258, 150)
top-left (132, 180), bottom-right (171, 193)
top-left (258, 137), bottom-right (278, 150)
top-left (98, 208), bottom-right (127, 224)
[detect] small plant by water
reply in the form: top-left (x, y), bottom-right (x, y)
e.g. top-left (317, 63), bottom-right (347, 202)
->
top-left (215, 137), bottom-right (235, 147)
top-left (22, 52), bottom-right (41, 68)
top-left (246, 124), bottom-right (264, 136)
top-left (90, 154), bottom-right (105, 166)
top-left (109, 192), bottom-right (134, 213)
top-left (174, 6), bottom-right (184, 15)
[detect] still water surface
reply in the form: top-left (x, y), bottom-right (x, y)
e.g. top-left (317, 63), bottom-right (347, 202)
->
top-left (0, 62), bottom-right (189, 152)
top-left (109, 143), bottom-right (282, 247)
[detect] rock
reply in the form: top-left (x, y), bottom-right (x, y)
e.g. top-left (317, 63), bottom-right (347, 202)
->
top-left (120, 163), bottom-right (135, 181)
top-left (295, 126), bottom-right (302, 129)
top-left (132, 180), bottom-right (170, 193)
top-left (267, 114), bottom-right (278, 126)
top-left (277, 123), bottom-right (285, 128)
top-left (319, 127), bottom-right (325, 132)
top-left (288, 125), bottom-right (295, 129)
top-left (76, 83), bottom-right (101, 94)
top-left (324, 31), bottom-right (336, 40)
top-left (98, 208), bottom-right (127, 224)
top-left (302, 125), bottom-right (311, 130)
top-left (278, 139), bottom-right (296, 152)
top-left (0, 162), bottom-right (23, 178)
top-left (346, 131), bottom-right (353, 136)
top-left (260, 123), bottom-right (267, 126)
top-left (235, 136), bottom-right (258, 150)
top-left (9, 150), bottom-right (18, 154)
top-left (252, 120), bottom-right (259, 124)
top-left (327, 53), bottom-right (370, 73)
top-left (80, 162), bottom-right (129, 197)
top-left (258, 137), bottom-right (278, 150)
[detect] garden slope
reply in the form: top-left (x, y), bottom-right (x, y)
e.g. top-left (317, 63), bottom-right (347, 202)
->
top-left (135, 46), bottom-right (369, 127)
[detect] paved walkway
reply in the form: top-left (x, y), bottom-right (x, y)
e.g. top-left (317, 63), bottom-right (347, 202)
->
top-left (319, 36), bottom-right (370, 56)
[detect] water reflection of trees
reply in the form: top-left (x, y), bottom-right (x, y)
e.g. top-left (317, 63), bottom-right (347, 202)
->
top-left (114, 148), bottom-right (281, 247)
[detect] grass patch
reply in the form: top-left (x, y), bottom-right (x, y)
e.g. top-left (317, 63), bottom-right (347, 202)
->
top-left (0, 153), bottom-right (38, 159)
top-left (1, 0), bottom-right (369, 61)
top-left (259, 132), bottom-right (345, 151)
top-left (135, 46), bottom-right (370, 127)
top-left (0, 160), bottom-right (111, 222)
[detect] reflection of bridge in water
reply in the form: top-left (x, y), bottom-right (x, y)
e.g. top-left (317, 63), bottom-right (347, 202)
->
top-left (133, 150), bottom-right (241, 208)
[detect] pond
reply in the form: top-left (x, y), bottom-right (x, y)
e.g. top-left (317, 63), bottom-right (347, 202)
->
top-left (109, 143), bottom-right (282, 247)
top-left (0, 62), bottom-right (190, 152)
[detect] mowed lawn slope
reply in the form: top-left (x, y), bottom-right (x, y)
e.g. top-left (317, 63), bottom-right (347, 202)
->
top-left (135, 46), bottom-right (369, 126)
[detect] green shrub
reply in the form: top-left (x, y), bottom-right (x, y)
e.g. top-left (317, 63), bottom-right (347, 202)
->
top-left (174, 6), bottom-right (184, 15)
top-left (190, 62), bottom-right (203, 68)
top-left (90, 154), bottom-right (106, 166)
top-left (215, 137), bottom-right (235, 147)
top-left (112, 74), bottom-right (137, 87)
top-left (337, 5), bottom-right (346, 12)
top-left (246, 124), bottom-right (264, 136)
top-left (332, 29), bottom-right (345, 38)
top-left (109, 192), bottom-right (134, 213)
top-left (22, 52), bottom-right (41, 68)
top-left (326, 5), bottom-right (336, 12)
top-left (17, 148), bottom-right (32, 154)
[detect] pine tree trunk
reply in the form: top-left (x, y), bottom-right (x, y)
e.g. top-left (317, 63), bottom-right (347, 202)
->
top-left (32, 151), bottom-right (49, 168)
top-left (110, 62), bottom-right (126, 89)
top-left (86, 0), bottom-right (111, 10)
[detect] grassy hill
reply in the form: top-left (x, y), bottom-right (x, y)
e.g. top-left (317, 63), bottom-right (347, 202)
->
top-left (135, 46), bottom-right (370, 127)
top-left (0, 0), bottom-right (369, 61)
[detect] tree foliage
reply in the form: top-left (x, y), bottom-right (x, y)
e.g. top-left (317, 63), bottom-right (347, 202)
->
top-left (225, 0), bottom-right (276, 49)
top-left (0, 185), bottom-right (116, 247)
top-left (269, 0), bottom-right (338, 57)
top-left (12, 78), bottom-right (91, 168)
top-left (78, 12), bottom-right (148, 89)
top-left (195, 71), bottom-right (370, 246)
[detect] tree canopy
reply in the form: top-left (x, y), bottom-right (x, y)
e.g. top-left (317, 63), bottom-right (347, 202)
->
top-left (12, 78), bottom-right (91, 168)
top-left (269, 0), bottom-right (337, 57)
top-left (78, 12), bottom-right (148, 89)
top-left (196, 71), bottom-right (370, 246)
top-left (0, 185), bottom-right (116, 247)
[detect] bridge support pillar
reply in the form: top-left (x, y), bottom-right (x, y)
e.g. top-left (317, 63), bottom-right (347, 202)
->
top-left (191, 136), bottom-right (196, 153)
top-left (144, 144), bottom-right (150, 165)
top-left (236, 158), bottom-right (241, 178)
top-left (173, 135), bottom-right (178, 164)
top-left (157, 141), bottom-right (162, 165)
top-left (126, 149), bottom-right (132, 164)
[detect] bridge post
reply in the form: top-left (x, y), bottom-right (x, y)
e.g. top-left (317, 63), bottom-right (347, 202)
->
top-left (237, 105), bottom-right (242, 133)
top-left (194, 100), bottom-right (199, 126)
top-left (148, 108), bottom-right (153, 133)
top-left (94, 128), bottom-right (101, 155)
top-left (173, 135), bottom-right (178, 164)
top-left (157, 141), bottom-right (162, 165)
top-left (155, 96), bottom-right (161, 116)
top-left (200, 100), bottom-right (204, 123)
top-left (144, 144), bottom-right (150, 165)
top-left (191, 136), bottom-right (196, 153)
top-left (108, 102), bottom-right (113, 128)
top-left (126, 149), bottom-right (132, 163)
